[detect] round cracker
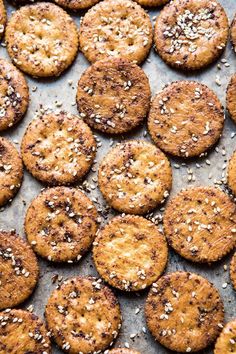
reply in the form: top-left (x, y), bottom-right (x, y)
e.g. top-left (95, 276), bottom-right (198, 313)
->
top-left (79, 0), bottom-right (153, 64)
top-left (0, 59), bottom-right (29, 132)
top-left (154, 0), bottom-right (229, 70)
top-left (145, 271), bottom-right (224, 352)
top-left (93, 215), bottom-right (168, 291)
top-left (0, 309), bottom-right (51, 353)
top-left (76, 58), bottom-right (151, 134)
top-left (0, 137), bottom-right (23, 207)
top-left (21, 111), bottom-right (96, 185)
top-left (5, 3), bottom-right (79, 78)
top-left (0, 231), bottom-right (39, 310)
top-left (0, 0), bottom-right (6, 40)
top-left (226, 74), bottom-right (236, 124)
top-left (230, 252), bottom-right (236, 291)
top-left (98, 140), bottom-right (172, 215)
top-left (214, 319), bottom-right (236, 354)
top-left (228, 150), bottom-right (236, 196)
top-left (148, 81), bottom-right (224, 158)
top-left (54, 0), bottom-right (100, 10)
top-left (108, 350), bottom-right (140, 354)
top-left (45, 276), bottom-right (122, 354)
top-left (25, 186), bottom-right (99, 262)
top-left (231, 14), bottom-right (236, 52)
top-left (163, 186), bottom-right (236, 263)
top-left (135, 0), bottom-right (169, 7)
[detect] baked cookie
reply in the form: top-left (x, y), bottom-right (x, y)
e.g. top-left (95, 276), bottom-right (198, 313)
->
top-left (145, 271), bottom-right (224, 352)
top-left (231, 14), bottom-right (236, 52)
top-left (0, 137), bottom-right (23, 207)
top-left (154, 0), bottom-right (229, 70)
top-left (98, 140), bottom-right (172, 215)
top-left (93, 215), bottom-right (168, 291)
top-left (135, 0), bottom-right (169, 7)
top-left (163, 187), bottom-right (236, 263)
top-left (0, 0), bottom-right (6, 41)
top-left (79, 0), bottom-right (153, 64)
top-left (148, 81), bottom-right (224, 158)
top-left (214, 319), bottom-right (236, 354)
top-left (25, 186), bottom-right (99, 262)
top-left (53, 0), bottom-right (100, 11)
top-left (230, 252), bottom-right (236, 290)
top-left (0, 230), bottom-right (39, 310)
top-left (0, 309), bottom-right (51, 353)
top-left (5, 3), bottom-right (79, 78)
top-left (0, 59), bottom-right (29, 132)
top-left (76, 58), bottom-right (151, 134)
top-left (228, 150), bottom-right (236, 196)
top-left (45, 276), bottom-right (121, 354)
top-left (21, 111), bottom-right (96, 185)
top-left (226, 74), bottom-right (236, 123)
top-left (108, 350), bottom-right (140, 354)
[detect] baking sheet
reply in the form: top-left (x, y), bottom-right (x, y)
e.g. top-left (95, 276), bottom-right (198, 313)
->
top-left (1, 0), bottom-right (236, 353)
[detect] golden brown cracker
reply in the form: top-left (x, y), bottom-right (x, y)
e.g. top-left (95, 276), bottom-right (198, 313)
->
top-left (5, 3), bottom-right (79, 77)
top-left (0, 137), bottom-right (23, 207)
top-left (0, 309), bottom-right (51, 354)
top-left (77, 58), bottom-right (151, 134)
top-left (231, 14), bottom-right (236, 52)
top-left (228, 150), bottom-right (236, 196)
top-left (0, 59), bottom-right (29, 132)
top-left (163, 186), bottom-right (236, 263)
top-left (230, 252), bottom-right (236, 291)
top-left (148, 81), bottom-right (224, 158)
top-left (93, 214), bottom-right (168, 291)
top-left (54, 0), bottom-right (100, 10)
top-left (214, 319), bottom-right (236, 354)
top-left (45, 276), bottom-right (122, 354)
top-left (226, 74), bottom-right (236, 123)
top-left (79, 0), bottom-right (153, 64)
top-left (98, 140), bottom-right (172, 215)
top-left (135, 0), bottom-right (169, 6)
top-left (0, 0), bottom-right (6, 40)
top-left (25, 186), bottom-right (99, 262)
top-left (145, 271), bottom-right (224, 352)
top-left (21, 111), bottom-right (96, 185)
top-left (154, 0), bottom-right (229, 70)
top-left (0, 231), bottom-right (39, 310)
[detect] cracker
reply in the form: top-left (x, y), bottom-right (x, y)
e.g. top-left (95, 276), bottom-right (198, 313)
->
top-left (0, 59), bottom-right (29, 132)
top-left (25, 186), bottom-right (99, 262)
top-left (135, 0), bottom-right (169, 6)
top-left (54, 0), bottom-right (100, 10)
top-left (0, 137), bottom-right (23, 207)
top-left (98, 140), bottom-right (172, 215)
top-left (163, 186), bottom-right (236, 263)
top-left (93, 214), bottom-right (168, 291)
top-left (154, 0), bottom-right (229, 70)
top-left (228, 150), bottom-right (236, 196)
top-left (0, 230), bottom-right (39, 310)
top-left (5, 2), bottom-right (79, 77)
top-left (107, 350), bottom-right (140, 354)
top-left (21, 111), bottom-right (96, 185)
top-left (0, 0), bottom-right (6, 41)
top-left (230, 252), bottom-right (236, 291)
top-left (148, 81), bottom-right (224, 158)
top-left (79, 0), bottom-right (153, 64)
top-left (76, 57), bottom-right (151, 134)
top-left (231, 14), bottom-right (236, 52)
top-left (45, 276), bottom-right (122, 354)
top-left (226, 74), bottom-right (236, 123)
top-left (214, 319), bottom-right (236, 353)
top-left (0, 309), bottom-right (51, 353)
top-left (145, 271), bottom-right (224, 352)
